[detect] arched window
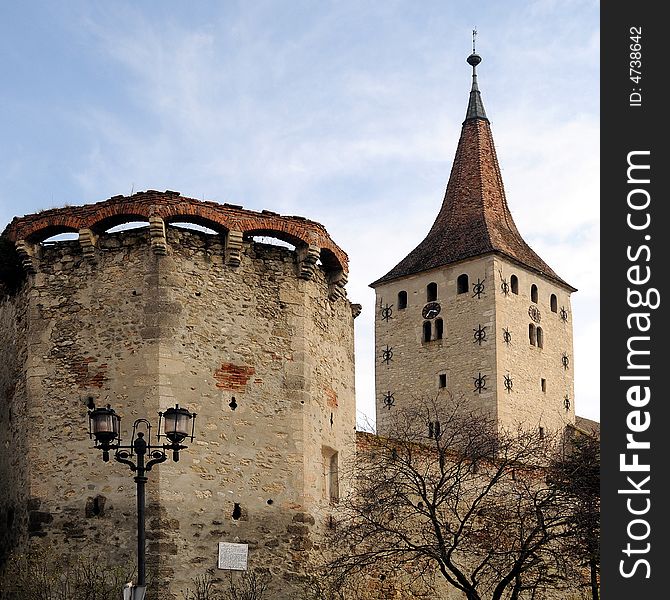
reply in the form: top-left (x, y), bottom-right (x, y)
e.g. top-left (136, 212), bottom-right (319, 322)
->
top-left (510, 274), bottom-right (519, 295)
top-left (427, 282), bottom-right (438, 302)
top-left (398, 290), bottom-right (408, 310)
top-left (530, 284), bottom-right (538, 303)
top-left (435, 318), bottom-right (444, 340)
top-left (423, 321), bottom-right (432, 342)
top-left (550, 294), bottom-right (558, 313)
top-left (529, 323), bottom-right (536, 346)
top-left (457, 274), bottom-right (469, 295)
top-left (536, 327), bottom-right (544, 349)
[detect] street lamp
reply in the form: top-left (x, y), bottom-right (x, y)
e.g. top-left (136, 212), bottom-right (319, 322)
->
top-left (87, 398), bottom-right (196, 600)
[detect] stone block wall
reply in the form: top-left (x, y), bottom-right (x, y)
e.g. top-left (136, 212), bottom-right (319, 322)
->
top-left (374, 254), bottom-right (575, 436)
top-left (0, 197), bottom-right (357, 600)
top-left (0, 291), bottom-right (29, 564)
top-left (493, 256), bottom-right (575, 434)
top-left (374, 255), bottom-right (498, 436)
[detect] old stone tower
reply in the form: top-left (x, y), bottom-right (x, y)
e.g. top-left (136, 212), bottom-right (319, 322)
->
top-left (0, 192), bottom-right (357, 598)
top-left (371, 51), bottom-right (577, 436)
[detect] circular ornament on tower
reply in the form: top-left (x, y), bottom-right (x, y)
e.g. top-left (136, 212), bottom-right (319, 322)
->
top-left (422, 302), bottom-right (441, 319)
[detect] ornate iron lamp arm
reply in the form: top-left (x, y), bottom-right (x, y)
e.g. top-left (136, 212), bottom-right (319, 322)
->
top-left (114, 449), bottom-right (138, 472)
top-left (145, 449), bottom-right (168, 471)
top-left (86, 400), bottom-right (195, 599)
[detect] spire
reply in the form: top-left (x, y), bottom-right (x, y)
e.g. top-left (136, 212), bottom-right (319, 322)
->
top-left (465, 30), bottom-right (487, 121)
top-left (371, 43), bottom-right (574, 291)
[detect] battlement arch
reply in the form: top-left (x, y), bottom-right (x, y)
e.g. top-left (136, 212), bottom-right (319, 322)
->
top-left (1, 190), bottom-right (348, 279)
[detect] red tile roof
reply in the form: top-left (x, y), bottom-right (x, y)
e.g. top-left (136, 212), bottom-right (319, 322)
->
top-left (371, 63), bottom-right (575, 292)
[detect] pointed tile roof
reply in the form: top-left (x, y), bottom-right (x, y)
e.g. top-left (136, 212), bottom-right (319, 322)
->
top-left (371, 53), bottom-right (575, 291)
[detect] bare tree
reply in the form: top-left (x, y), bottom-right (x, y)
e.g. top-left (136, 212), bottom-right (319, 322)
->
top-left (181, 570), bottom-right (271, 600)
top-left (326, 397), bottom-right (577, 600)
top-left (550, 427), bottom-right (600, 600)
top-left (224, 570), bottom-right (271, 600)
top-left (0, 546), bottom-right (134, 600)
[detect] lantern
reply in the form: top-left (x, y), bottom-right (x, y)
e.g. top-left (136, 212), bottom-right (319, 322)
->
top-left (88, 404), bottom-right (121, 445)
top-left (160, 405), bottom-right (195, 444)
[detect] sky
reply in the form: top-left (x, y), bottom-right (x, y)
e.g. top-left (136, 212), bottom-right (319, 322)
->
top-left (0, 0), bottom-right (600, 426)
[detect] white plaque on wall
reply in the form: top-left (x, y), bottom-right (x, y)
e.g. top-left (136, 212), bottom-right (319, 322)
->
top-left (217, 542), bottom-right (249, 571)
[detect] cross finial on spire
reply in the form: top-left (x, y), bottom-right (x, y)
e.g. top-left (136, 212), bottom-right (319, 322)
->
top-left (465, 29), bottom-right (487, 122)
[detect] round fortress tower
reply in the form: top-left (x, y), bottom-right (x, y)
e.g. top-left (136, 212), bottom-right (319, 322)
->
top-left (0, 190), bottom-right (358, 598)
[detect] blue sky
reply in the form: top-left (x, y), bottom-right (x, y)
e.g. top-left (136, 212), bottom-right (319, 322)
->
top-left (0, 1), bottom-right (600, 425)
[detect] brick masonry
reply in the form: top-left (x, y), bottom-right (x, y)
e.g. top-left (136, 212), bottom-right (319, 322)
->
top-left (1, 190), bottom-right (348, 276)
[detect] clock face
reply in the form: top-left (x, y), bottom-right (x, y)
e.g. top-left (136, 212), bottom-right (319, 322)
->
top-left (422, 302), bottom-right (441, 319)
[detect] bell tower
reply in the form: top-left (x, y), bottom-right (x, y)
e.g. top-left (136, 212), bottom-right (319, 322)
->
top-left (371, 47), bottom-right (576, 436)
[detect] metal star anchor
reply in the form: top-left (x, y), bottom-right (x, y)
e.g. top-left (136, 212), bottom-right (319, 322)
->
top-left (499, 269), bottom-right (509, 296)
top-left (504, 374), bottom-right (513, 393)
top-left (472, 278), bottom-right (485, 299)
top-left (502, 327), bottom-right (512, 346)
top-left (473, 372), bottom-right (487, 394)
top-left (561, 353), bottom-right (570, 370)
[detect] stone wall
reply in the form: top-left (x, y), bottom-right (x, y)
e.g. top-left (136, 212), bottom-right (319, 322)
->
top-left (374, 254), bottom-right (575, 436)
top-left (0, 289), bottom-right (29, 564)
top-left (374, 255), bottom-right (498, 436)
top-left (492, 256), bottom-right (575, 433)
top-left (0, 209), bottom-right (356, 600)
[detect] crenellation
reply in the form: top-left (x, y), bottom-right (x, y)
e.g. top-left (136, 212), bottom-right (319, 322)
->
top-left (78, 228), bottom-right (98, 262)
top-left (14, 240), bottom-right (38, 275)
top-left (327, 269), bottom-right (347, 301)
top-left (2, 192), bottom-right (348, 279)
top-left (149, 215), bottom-right (168, 255)
top-left (297, 244), bottom-right (321, 280)
top-left (225, 229), bottom-right (244, 267)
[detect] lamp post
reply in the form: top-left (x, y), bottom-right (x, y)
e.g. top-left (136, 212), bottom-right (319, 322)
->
top-left (87, 399), bottom-right (196, 600)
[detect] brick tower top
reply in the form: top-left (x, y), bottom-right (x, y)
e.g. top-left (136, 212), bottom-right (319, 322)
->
top-left (1, 189), bottom-right (348, 276)
top-left (371, 52), bottom-right (574, 291)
